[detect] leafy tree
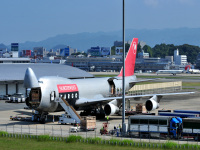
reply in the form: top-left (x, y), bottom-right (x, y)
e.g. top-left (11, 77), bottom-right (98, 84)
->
top-left (111, 41), bottom-right (200, 64)
top-left (143, 45), bottom-right (153, 57)
top-left (111, 46), bottom-right (116, 55)
top-left (125, 43), bottom-right (130, 52)
top-left (176, 44), bottom-right (200, 64)
top-left (137, 44), bottom-right (142, 52)
top-left (152, 44), bottom-right (176, 58)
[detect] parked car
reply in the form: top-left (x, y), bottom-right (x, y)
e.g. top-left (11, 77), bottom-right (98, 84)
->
top-left (10, 93), bottom-right (25, 103)
top-left (14, 93), bottom-right (25, 103)
top-left (3, 94), bottom-right (11, 100)
top-left (0, 95), bottom-right (4, 100)
top-left (10, 94), bottom-right (17, 102)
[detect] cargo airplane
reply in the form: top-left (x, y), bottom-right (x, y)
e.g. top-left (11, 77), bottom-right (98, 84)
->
top-left (24, 38), bottom-right (194, 123)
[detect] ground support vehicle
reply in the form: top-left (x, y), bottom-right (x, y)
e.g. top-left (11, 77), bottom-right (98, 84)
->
top-left (70, 126), bottom-right (80, 132)
top-left (10, 116), bottom-right (26, 121)
top-left (8, 93), bottom-right (25, 103)
top-left (81, 116), bottom-right (96, 131)
top-left (174, 110), bottom-right (200, 115)
top-left (3, 94), bottom-right (11, 100)
top-left (128, 115), bottom-right (182, 139)
top-left (14, 93), bottom-right (25, 103)
top-left (182, 118), bottom-right (200, 140)
top-left (100, 122), bottom-right (109, 135)
top-left (158, 112), bottom-right (198, 118)
top-left (58, 114), bottom-right (76, 125)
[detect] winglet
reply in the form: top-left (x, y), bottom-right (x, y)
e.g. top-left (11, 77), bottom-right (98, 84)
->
top-left (118, 38), bottom-right (138, 77)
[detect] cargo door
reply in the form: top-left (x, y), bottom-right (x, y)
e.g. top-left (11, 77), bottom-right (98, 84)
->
top-left (28, 88), bottom-right (41, 109)
top-left (108, 78), bottom-right (115, 95)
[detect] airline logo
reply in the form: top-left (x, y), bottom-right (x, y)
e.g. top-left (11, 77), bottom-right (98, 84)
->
top-left (133, 42), bottom-right (137, 54)
top-left (57, 84), bottom-right (78, 93)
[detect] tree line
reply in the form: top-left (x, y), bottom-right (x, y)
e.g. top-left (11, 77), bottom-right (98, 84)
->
top-left (112, 43), bottom-right (200, 64)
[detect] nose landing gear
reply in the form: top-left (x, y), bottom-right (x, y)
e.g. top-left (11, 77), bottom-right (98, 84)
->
top-left (32, 111), bottom-right (48, 124)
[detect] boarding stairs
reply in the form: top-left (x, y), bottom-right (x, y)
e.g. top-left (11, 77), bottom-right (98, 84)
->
top-left (58, 97), bottom-right (81, 123)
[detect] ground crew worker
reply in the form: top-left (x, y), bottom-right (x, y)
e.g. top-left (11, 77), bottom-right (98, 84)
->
top-left (107, 116), bottom-right (109, 123)
top-left (119, 124), bottom-right (121, 132)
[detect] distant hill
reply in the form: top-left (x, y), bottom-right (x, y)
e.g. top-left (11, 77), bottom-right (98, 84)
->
top-left (0, 43), bottom-right (8, 50)
top-left (6, 28), bottom-right (200, 51)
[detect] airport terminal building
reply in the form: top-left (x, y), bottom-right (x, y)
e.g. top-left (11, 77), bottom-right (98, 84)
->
top-left (65, 57), bottom-right (170, 72)
top-left (0, 64), bottom-right (93, 96)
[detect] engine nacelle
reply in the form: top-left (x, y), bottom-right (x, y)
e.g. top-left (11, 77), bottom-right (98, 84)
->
top-left (104, 103), bottom-right (119, 116)
top-left (145, 99), bottom-right (159, 112)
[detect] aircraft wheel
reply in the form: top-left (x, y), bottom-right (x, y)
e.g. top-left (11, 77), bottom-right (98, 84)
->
top-left (37, 117), bottom-right (40, 122)
top-left (40, 118), bottom-right (45, 124)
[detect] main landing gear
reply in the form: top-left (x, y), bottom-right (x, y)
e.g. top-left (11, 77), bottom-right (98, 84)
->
top-left (80, 109), bottom-right (105, 119)
top-left (32, 111), bottom-right (48, 124)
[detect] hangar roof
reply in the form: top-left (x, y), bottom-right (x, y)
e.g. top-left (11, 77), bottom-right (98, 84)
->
top-left (0, 64), bottom-right (93, 82)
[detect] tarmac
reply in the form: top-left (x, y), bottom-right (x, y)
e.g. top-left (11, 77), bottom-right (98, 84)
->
top-left (0, 73), bottom-right (200, 144)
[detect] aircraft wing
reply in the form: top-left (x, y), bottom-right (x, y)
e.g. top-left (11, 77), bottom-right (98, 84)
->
top-left (131, 78), bottom-right (160, 83)
top-left (75, 91), bottom-right (195, 107)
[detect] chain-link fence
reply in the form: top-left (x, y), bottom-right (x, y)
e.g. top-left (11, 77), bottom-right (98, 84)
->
top-left (0, 124), bottom-right (200, 147)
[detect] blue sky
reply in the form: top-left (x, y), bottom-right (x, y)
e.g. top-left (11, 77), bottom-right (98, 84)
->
top-left (1, 0), bottom-right (200, 44)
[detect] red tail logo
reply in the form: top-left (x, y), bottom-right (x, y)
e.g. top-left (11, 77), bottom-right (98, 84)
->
top-left (118, 38), bottom-right (138, 77)
top-left (185, 65), bottom-right (191, 71)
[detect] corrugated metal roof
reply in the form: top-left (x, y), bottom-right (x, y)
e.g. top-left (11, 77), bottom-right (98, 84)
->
top-left (0, 64), bottom-right (93, 81)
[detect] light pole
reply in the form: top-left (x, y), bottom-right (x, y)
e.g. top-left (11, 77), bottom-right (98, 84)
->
top-left (122, 0), bottom-right (126, 135)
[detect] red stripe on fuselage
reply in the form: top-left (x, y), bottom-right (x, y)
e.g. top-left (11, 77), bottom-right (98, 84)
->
top-left (57, 84), bottom-right (78, 93)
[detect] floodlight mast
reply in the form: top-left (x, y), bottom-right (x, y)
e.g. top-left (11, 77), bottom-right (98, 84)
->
top-left (122, 0), bottom-right (126, 135)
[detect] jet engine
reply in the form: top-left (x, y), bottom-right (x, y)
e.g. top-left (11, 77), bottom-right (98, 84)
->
top-left (145, 95), bottom-right (160, 111)
top-left (104, 103), bottom-right (119, 116)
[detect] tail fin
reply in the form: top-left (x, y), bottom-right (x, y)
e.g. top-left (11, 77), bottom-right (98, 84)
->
top-left (118, 38), bottom-right (138, 77)
top-left (185, 65), bottom-right (191, 72)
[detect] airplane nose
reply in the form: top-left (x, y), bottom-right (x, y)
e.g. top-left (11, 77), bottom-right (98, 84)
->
top-left (24, 67), bottom-right (40, 88)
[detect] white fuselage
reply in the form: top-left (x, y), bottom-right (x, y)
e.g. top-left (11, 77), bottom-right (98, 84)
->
top-left (189, 69), bottom-right (200, 74)
top-left (156, 70), bottom-right (183, 75)
top-left (34, 75), bottom-right (136, 112)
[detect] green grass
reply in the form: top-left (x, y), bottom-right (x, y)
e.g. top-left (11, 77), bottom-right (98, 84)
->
top-left (95, 74), bottom-right (200, 87)
top-left (95, 74), bottom-right (200, 80)
top-left (37, 134), bottom-right (51, 141)
top-left (137, 75), bottom-right (200, 79)
top-left (0, 136), bottom-right (156, 150)
top-left (0, 131), bottom-right (8, 136)
top-left (1, 135), bottom-right (200, 150)
top-left (94, 75), bottom-right (116, 77)
top-left (182, 82), bottom-right (200, 86)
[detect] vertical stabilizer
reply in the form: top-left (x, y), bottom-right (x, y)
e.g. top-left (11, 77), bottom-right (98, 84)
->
top-left (185, 65), bottom-right (191, 72)
top-left (118, 38), bottom-right (138, 77)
